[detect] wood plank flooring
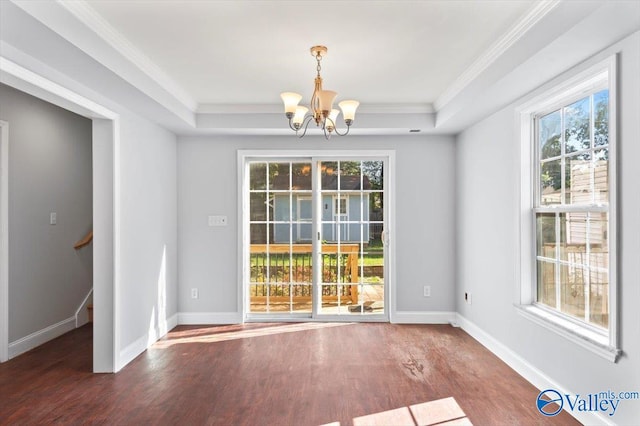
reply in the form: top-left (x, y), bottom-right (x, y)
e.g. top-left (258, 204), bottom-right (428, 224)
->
top-left (0, 323), bottom-right (579, 425)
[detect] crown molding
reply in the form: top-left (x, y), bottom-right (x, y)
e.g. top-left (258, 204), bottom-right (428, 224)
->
top-left (196, 103), bottom-right (435, 115)
top-left (197, 104), bottom-right (281, 114)
top-left (57, 0), bottom-right (198, 111)
top-left (434, 0), bottom-right (561, 111)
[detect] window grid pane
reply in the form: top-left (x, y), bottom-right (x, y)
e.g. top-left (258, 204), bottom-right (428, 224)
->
top-left (534, 89), bottom-right (610, 329)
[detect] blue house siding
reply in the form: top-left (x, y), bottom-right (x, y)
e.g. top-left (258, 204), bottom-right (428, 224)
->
top-left (274, 194), bottom-right (369, 243)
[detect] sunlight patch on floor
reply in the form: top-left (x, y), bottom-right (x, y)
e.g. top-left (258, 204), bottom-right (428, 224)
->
top-left (321, 397), bottom-right (472, 426)
top-left (152, 322), bottom-right (355, 348)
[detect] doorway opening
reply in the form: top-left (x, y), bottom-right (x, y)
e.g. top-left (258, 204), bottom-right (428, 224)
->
top-left (0, 58), bottom-right (118, 372)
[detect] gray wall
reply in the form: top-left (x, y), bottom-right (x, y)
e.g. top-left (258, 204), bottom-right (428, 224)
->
top-left (118, 111), bottom-right (178, 355)
top-left (456, 31), bottom-right (640, 424)
top-left (0, 83), bottom-right (92, 342)
top-left (177, 135), bottom-right (456, 315)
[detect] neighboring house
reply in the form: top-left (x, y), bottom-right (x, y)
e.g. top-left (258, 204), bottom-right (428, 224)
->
top-left (271, 174), bottom-right (371, 243)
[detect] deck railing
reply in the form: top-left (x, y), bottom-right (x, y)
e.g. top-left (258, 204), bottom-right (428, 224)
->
top-left (249, 244), bottom-right (359, 303)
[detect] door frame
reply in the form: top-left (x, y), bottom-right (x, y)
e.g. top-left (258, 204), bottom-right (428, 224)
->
top-left (0, 121), bottom-right (8, 362)
top-left (0, 57), bottom-right (119, 371)
top-left (237, 150), bottom-right (396, 322)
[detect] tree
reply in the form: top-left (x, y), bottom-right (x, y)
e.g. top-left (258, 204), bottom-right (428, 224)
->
top-left (540, 90), bottom-right (608, 198)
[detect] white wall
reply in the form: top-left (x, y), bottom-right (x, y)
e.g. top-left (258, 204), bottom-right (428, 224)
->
top-left (456, 32), bottom-right (640, 424)
top-left (0, 83), bottom-right (92, 344)
top-left (0, 14), bottom-right (179, 372)
top-left (117, 112), bottom-right (178, 366)
top-left (177, 135), bottom-right (456, 319)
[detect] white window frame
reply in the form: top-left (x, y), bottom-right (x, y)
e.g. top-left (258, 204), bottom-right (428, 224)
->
top-left (237, 150), bottom-right (396, 323)
top-left (333, 194), bottom-right (349, 216)
top-left (515, 56), bottom-right (620, 362)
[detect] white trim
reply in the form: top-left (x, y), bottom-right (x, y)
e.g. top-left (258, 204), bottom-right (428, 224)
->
top-left (57, 0), bottom-right (197, 111)
top-left (238, 150), bottom-right (396, 322)
top-left (0, 57), bottom-right (117, 120)
top-left (1, 55), bottom-right (119, 373)
top-left (0, 121), bottom-right (8, 362)
top-left (392, 311), bottom-right (456, 324)
top-left (178, 312), bottom-right (243, 325)
top-left (8, 316), bottom-right (76, 359)
top-left (245, 314), bottom-right (388, 323)
top-left (515, 305), bottom-right (619, 362)
top-left (75, 288), bottom-right (93, 328)
top-left (386, 152), bottom-right (397, 323)
top-left (515, 55), bottom-right (619, 359)
top-left (332, 194), bottom-right (349, 241)
top-left (457, 314), bottom-right (613, 426)
top-left (112, 118), bottom-right (122, 373)
top-left (119, 313), bottom-right (178, 368)
top-left (197, 103), bottom-right (435, 115)
top-left (237, 152), bottom-right (247, 324)
top-left (434, 0), bottom-right (560, 111)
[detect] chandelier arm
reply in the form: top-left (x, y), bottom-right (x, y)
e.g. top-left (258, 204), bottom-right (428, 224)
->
top-left (325, 116), bottom-right (351, 137)
top-left (332, 125), bottom-right (350, 137)
top-left (323, 123), bottom-right (331, 140)
top-left (296, 115), bottom-right (315, 138)
top-left (287, 117), bottom-right (298, 132)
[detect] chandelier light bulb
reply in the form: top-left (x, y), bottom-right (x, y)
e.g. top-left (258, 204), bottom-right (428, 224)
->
top-left (339, 100), bottom-right (359, 124)
top-left (280, 92), bottom-right (302, 117)
top-left (292, 106), bottom-right (308, 129)
top-left (326, 109), bottom-right (340, 132)
top-left (318, 90), bottom-right (338, 114)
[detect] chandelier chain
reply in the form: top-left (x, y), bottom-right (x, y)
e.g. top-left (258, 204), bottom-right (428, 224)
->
top-left (316, 54), bottom-right (322, 78)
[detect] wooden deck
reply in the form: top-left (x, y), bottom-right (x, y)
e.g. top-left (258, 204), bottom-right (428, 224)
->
top-left (249, 284), bottom-right (384, 314)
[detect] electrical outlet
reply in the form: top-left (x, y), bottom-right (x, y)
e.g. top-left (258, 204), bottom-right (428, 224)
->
top-left (50, 212), bottom-right (57, 225)
top-left (423, 286), bottom-right (431, 297)
top-left (191, 288), bottom-right (199, 299)
top-left (464, 292), bottom-right (472, 305)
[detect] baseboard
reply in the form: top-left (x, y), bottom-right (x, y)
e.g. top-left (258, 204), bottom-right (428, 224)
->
top-left (391, 311), bottom-right (456, 324)
top-left (118, 313), bottom-right (178, 371)
top-left (456, 314), bottom-right (612, 426)
top-left (177, 312), bottom-right (243, 325)
top-left (8, 316), bottom-right (75, 359)
top-left (75, 288), bottom-right (93, 328)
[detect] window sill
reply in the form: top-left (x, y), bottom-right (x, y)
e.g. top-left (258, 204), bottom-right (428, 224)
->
top-left (514, 304), bottom-right (621, 363)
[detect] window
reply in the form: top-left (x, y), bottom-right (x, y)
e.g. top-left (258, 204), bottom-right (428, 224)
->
top-left (334, 195), bottom-right (348, 216)
top-left (535, 89), bottom-right (610, 328)
top-left (517, 56), bottom-right (619, 362)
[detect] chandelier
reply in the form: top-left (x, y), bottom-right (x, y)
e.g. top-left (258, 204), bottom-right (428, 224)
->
top-left (280, 45), bottom-right (359, 139)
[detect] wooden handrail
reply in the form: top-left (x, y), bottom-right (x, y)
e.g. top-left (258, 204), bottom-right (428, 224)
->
top-left (250, 243), bottom-right (359, 254)
top-left (74, 230), bottom-right (93, 249)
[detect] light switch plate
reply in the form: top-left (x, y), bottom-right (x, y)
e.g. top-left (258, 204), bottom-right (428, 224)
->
top-left (50, 212), bottom-right (57, 225)
top-left (208, 215), bottom-right (227, 226)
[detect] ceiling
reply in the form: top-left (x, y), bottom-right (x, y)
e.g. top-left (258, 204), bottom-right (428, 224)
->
top-left (84, 0), bottom-right (535, 108)
top-left (2, 0), bottom-right (639, 135)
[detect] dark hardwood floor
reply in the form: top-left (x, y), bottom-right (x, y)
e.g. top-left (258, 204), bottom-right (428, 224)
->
top-left (0, 322), bottom-right (579, 425)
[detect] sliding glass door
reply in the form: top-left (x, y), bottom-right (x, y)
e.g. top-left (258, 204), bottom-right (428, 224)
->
top-left (244, 154), bottom-right (389, 320)
top-left (248, 161), bottom-right (314, 313)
